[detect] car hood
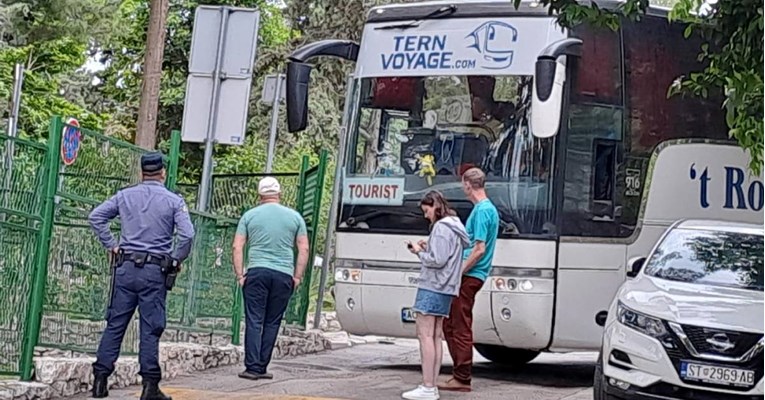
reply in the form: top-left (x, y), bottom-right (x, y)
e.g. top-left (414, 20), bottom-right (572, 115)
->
top-left (618, 275), bottom-right (764, 333)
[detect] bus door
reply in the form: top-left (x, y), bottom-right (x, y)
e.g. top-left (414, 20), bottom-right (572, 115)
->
top-left (550, 24), bottom-right (629, 351)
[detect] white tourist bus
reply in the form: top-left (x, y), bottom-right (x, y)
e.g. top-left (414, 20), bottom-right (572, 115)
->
top-left (284, 0), bottom-right (764, 365)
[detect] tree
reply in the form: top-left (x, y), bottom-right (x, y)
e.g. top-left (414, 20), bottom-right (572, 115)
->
top-left (135, 0), bottom-right (170, 150)
top-left (92, 0), bottom-right (294, 177)
top-left (533, 0), bottom-right (763, 173)
top-left (0, 0), bottom-right (118, 139)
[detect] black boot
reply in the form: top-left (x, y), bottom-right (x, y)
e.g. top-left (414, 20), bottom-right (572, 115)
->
top-left (140, 380), bottom-right (172, 400)
top-left (92, 374), bottom-right (109, 398)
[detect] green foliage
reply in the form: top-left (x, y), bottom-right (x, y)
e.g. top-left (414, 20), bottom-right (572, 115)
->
top-left (0, 39), bottom-right (107, 140)
top-left (0, 0), bottom-right (121, 47)
top-left (535, 0), bottom-right (763, 173)
top-left (93, 0), bottom-right (297, 179)
top-left (668, 0), bottom-right (763, 173)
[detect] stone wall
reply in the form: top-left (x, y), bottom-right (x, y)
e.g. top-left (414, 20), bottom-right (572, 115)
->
top-left (38, 314), bottom-right (237, 352)
top-left (1, 327), bottom-right (331, 400)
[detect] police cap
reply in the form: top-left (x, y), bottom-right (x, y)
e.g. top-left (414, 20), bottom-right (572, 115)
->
top-left (141, 152), bottom-right (166, 174)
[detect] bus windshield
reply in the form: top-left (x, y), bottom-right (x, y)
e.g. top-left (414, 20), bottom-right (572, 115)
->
top-left (340, 74), bottom-right (557, 237)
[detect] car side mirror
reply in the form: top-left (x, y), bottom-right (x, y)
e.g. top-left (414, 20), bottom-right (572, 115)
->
top-left (626, 256), bottom-right (646, 278)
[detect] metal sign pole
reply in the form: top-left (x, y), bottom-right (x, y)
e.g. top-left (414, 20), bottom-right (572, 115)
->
top-left (196, 7), bottom-right (231, 212)
top-left (3, 63), bottom-right (24, 210)
top-left (312, 75), bottom-right (356, 329)
top-left (265, 73), bottom-right (284, 173)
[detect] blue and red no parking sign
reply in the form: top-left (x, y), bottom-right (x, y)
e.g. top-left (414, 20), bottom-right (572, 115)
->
top-left (61, 118), bottom-right (81, 166)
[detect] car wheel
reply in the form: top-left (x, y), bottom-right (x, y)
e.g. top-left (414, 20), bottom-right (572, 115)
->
top-left (473, 344), bottom-right (540, 367)
top-left (593, 351), bottom-right (618, 400)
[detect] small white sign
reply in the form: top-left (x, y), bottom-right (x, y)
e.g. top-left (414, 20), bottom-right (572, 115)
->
top-left (343, 177), bottom-right (405, 206)
top-left (260, 74), bottom-right (286, 104)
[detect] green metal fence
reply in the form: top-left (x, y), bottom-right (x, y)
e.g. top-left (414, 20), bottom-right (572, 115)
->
top-left (221, 152), bottom-right (329, 340)
top-left (166, 212), bottom-right (239, 335)
top-left (209, 173), bottom-right (302, 218)
top-left (284, 150), bottom-right (329, 328)
top-left (0, 116), bottom-right (330, 379)
top-left (38, 118), bottom-right (170, 356)
top-left (0, 134), bottom-right (48, 376)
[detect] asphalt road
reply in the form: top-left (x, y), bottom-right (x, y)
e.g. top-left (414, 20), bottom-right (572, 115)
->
top-left (71, 340), bottom-right (596, 400)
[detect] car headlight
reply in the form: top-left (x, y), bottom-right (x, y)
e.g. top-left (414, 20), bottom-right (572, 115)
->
top-left (617, 301), bottom-right (668, 338)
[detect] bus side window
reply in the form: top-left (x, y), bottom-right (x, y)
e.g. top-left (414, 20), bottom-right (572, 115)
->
top-left (561, 105), bottom-right (624, 237)
top-left (591, 138), bottom-right (623, 221)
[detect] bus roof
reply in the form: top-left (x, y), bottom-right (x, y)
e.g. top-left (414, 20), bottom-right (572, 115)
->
top-left (367, 0), bottom-right (670, 23)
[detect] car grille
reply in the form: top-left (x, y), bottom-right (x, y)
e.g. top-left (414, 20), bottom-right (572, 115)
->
top-left (683, 325), bottom-right (763, 358)
top-left (661, 322), bottom-right (764, 392)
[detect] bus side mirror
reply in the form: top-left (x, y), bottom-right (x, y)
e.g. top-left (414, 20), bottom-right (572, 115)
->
top-left (285, 40), bottom-right (360, 133)
top-left (627, 256), bottom-right (646, 278)
top-left (531, 38), bottom-right (582, 139)
top-left (286, 61), bottom-right (312, 133)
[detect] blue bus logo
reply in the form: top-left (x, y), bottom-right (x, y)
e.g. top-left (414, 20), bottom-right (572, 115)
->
top-left (466, 21), bottom-right (518, 70)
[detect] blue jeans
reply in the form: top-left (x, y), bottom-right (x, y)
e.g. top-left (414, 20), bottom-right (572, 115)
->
top-left (243, 267), bottom-right (294, 374)
top-left (93, 261), bottom-right (167, 381)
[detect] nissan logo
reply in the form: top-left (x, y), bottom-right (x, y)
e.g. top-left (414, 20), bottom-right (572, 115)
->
top-left (706, 333), bottom-right (736, 353)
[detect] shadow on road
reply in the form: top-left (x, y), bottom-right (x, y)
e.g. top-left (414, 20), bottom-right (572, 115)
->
top-left (372, 361), bottom-right (595, 389)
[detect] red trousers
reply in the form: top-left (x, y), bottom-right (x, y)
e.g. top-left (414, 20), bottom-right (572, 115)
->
top-left (443, 275), bottom-right (484, 384)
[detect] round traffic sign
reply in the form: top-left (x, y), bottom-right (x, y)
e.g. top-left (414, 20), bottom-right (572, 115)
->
top-left (61, 118), bottom-right (81, 166)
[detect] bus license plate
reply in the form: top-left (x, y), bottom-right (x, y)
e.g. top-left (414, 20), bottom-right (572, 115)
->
top-left (401, 308), bottom-right (416, 323)
top-left (680, 361), bottom-right (755, 387)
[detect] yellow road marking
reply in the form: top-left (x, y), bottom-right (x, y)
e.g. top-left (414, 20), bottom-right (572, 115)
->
top-left (158, 388), bottom-right (347, 400)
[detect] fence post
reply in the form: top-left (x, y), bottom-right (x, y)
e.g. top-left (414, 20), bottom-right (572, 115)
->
top-left (19, 116), bottom-right (62, 380)
top-left (230, 275), bottom-right (243, 345)
top-left (308, 150), bottom-right (330, 327)
top-left (166, 130), bottom-right (181, 191)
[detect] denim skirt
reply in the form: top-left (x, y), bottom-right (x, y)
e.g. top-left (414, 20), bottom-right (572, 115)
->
top-left (412, 288), bottom-right (454, 318)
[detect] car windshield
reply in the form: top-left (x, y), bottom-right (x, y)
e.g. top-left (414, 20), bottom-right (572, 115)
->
top-left (341, 74), bottom-right (556, 237)
top-left (645, 228), bottom-right (764, 291)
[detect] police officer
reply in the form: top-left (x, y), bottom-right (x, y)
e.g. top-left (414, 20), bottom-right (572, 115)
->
top-left (88, 152), bottom-right (195, 400)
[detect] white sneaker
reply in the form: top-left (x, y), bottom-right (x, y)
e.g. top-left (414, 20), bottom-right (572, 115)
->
top-left (402, 385), bottom-right (440, 400)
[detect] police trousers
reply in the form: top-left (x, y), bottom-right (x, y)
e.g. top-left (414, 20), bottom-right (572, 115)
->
top-left (93, 261), bottom-right (167, 381)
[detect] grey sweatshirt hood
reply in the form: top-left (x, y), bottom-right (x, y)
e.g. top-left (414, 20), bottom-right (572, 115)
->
top-left (437, 216), bottom-right (470, 247)
top-left (415, 215), bottom-right (470, 297)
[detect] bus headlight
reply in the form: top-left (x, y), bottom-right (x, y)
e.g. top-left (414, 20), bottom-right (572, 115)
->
top-left (519, 280), bottom-right (534, 292)
top-left (617, 302), bottom-right (667, 338)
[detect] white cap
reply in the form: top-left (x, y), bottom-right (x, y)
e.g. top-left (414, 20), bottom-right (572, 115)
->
top-left (258, 176), bottom-right (281, 196)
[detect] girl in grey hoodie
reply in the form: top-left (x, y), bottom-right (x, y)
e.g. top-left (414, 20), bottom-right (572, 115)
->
top-left (403, 191), bottom-right (470, 400)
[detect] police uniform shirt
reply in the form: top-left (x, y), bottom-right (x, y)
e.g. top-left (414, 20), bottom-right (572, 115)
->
top-left (88, 182), bottom-right (195, 262)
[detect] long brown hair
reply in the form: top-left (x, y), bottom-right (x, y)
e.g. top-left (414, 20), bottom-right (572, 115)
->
top-left (419, 190), bottom-right (456, 226)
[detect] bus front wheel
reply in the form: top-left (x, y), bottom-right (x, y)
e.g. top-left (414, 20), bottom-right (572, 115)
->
top-left (473, 344), bottom-right (540, 367)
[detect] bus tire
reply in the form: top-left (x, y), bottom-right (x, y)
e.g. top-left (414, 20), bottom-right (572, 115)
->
top-left (473, 344), bottom-right (540, 367)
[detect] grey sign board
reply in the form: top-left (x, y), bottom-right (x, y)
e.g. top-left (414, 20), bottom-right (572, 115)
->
top-left (181, 6), bottom-right (260, 146)
top-left (260, 74), bottom-right (286, 104)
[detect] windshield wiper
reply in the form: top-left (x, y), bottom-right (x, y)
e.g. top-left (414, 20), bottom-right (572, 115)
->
top-left (375, 5), bottom-right (457, 30)
top-left (342, 209), bottom-right (423, 227)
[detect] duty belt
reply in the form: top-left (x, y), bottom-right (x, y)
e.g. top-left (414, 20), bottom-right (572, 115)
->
top-left (114, 249), bottom-right (180, 290)
top-left (117, 250), bottom-right (177, 271)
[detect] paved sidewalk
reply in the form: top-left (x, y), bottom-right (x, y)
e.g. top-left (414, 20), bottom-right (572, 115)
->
top-left (70, 340), bottom-right (596, 400)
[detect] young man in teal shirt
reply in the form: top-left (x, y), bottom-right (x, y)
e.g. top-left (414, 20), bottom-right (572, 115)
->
top-left (440, 167), bottom-right (499, 393)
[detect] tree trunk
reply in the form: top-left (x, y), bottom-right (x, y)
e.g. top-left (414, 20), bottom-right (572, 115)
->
top-left (135, 0), bottom-right (170, 150)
